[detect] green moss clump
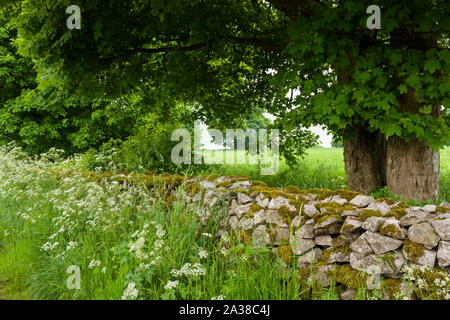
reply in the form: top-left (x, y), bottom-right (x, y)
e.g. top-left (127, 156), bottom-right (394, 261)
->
top-left (282, 185), bottom-right (303, 194)
top-left (435, 206), bottom-right (450, 213)
top-left (320, 245), bottom-right (351, 263)
top-left (315, 214), bottom-right (343, 225)
top-left (403, 240), bottom-right (424, 262)
top-left (315, 202), bottom-right (353, 215)
top-left (244, 203), bottom-right (263, 218)
top-left (381, 278), bottom-right (403, 300)
top-left (278, 205), bottom-right (298, 224)
top-left (312, 188), bottom-right (333, 200)
top-left (277, 244), bottom-right (294, 263)
top-left (375, 197), bottom-right (396, 205)
top-left (395, 201), bottom-right (410, 209)
top-left (238, 230), bottom-right (252, 245)
top-left (360, 209), bottom-right (383, 221)
top-left (326, 265), bottom-right (369, 290)
top-left (379, 223), bottom-right (403, 239)
top-left (332, 189), bottom-right (362, 201)
top-left (184, 181), bottom-right (200, 194)
top-left (386, 207), bottom-right (408, 220)
top-left (341, 222), bottom-right (356, 234)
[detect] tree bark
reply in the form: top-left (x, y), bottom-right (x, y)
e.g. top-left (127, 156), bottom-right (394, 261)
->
top-left (385, 86), bottom-right (440, 201)
top-left (386, 136), bottom-right (440, 201)
top-left (343, 128), bottom-right (386, 195)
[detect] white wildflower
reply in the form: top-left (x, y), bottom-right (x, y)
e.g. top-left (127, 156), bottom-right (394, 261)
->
top-left (121, 282), bottom-right (139, 300)
top-left (164, 280), bottom-right (179, 290)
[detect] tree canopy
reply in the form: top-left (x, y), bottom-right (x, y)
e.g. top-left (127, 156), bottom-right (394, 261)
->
top-left (1, 0), bottom-right (449, 199)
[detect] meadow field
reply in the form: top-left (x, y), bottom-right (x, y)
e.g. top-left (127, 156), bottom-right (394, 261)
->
top-left (203, 146), bottom-right (450, 204)
top-left (0, 145), bottom-right (448, 300)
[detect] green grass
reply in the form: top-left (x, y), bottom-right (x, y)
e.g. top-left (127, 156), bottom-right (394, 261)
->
top-left (0, 145), bottom-right (448, 300)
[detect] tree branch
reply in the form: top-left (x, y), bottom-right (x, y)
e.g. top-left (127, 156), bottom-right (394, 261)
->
top-left (228, 36), bottom-right (286, 52)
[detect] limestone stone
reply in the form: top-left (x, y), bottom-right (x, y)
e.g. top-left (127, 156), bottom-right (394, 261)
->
top-left (314, 223), bottom-right (342, 236)
top-left (422, 205), bottom-right (437, 213)
top-left (350, 195), bottom-right (374, 208)
top-left (256, 197), bottom-right (270, 208)
top-left (437, 241), bottom-right (450, 267)
top-left (229, 216), bottom-right (239, 230)
top-left (364, 231), bottom-right (403, 255)
top-left (199, 180), bottom-right (217, 190)
top-left (399, 209), bottom-right (433, 227)
top-left (314, 235), bottom-right (332, 247)
top-left (252, 225), bottom-right (271, 249)
top-left (361, 216), bottom-right (385, 232)
top-left (302, 204), bottom-right (319, 217)
top-left (350, 251), bottom-right (405, 276)
top-left (340, 289), bottom-right (356, 300)
top-left (230, 180), bottom-right (251, 190)
top-left (295, 220), bottom-right (315, 239)
top-left (253, 210), bottom-right (266, 225)
top-left (289, 236), bottom-right (315, 255)
top-left (342, 210), bottom-right (359, 217)
top-left (341, 216), bottom-right (363, 234)
top-left (408, 223), bottom-right (440, 249)
top-left (297, 247), bottom-right (323, 264)
top-left (430, 219), bottom-right (450, 241)
top-left (268, 196), bottom-right (290, 210)
top-left (265, 210), bottom-right (289, 228)
top-left (350, 235), bottom-right (373, 255)
top-left (402, 246), bottom-right (436, 267)
top-left (237, 192), bottom-right (253, 205)
top-left (367, 201), bottom-right (391, 214)
top-left (238, 217), bottom-right (253, 231)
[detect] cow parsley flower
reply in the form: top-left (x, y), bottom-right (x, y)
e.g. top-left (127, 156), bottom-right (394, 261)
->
top-left (122, 282), bottom-right (139, 300)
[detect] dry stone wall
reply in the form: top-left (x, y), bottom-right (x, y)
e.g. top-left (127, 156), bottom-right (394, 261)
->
top-left (175, 175), bottom-right (450, 299)
top-left (107, 171), bottom-right (449, 299)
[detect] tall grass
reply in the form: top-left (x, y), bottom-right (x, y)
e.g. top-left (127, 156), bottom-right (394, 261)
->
top-left (0, 144), bottom-right (448, 300)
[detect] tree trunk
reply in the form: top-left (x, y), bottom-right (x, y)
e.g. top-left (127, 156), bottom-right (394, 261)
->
top-left (385, 86), bottom-right (440, 201)
top-left (343, 128), bottom-right (386, 195)
top-left (386, 136), bottom-right (439, 201)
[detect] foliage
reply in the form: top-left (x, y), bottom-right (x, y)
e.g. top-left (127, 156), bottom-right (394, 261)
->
top-left (331, 136), bottom-right (343, 148)
top-left (6, 0), bottom-right (448, 154)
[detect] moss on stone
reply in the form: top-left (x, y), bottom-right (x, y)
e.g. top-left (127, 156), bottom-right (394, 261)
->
top-left (320, 245), bottom-right (351, 263)
top-left (375, 197), bottom-right (396, 205)
top-left (312, 188), bottom-right (334, 200)
top-left (379, 223), bottom-right (403, 239)
top-left (315, 202), bottom-right (353, 215)
top-left (327, 265), bottom-right (368, 290)
top-left (403, 240), bottom-right (424, 263)
top-left (184, 181), bottom-right (200, 194)
top-left (395, 201), bottom-right (410, 209)
top-left (359, 209), bottom-right (383, 221)
top-left (435, 206), bottom-right (450, 213)
top-left (332, 189), bottom-right (361, 201)
top-left (278, 205), bottom-right (298, 224)
top-left (238, 230), bottom-right (252, 245)
top-left (277, 244), bottom-right (294, 263)
top-left (381, 278), bottom-right (403, 300)
top-left (341, 222), bottom-right (356, 234)
top-left (244, 203), bottom-right (263, 218)
top-left (385, 207), bottom-right (408, 220)
top-left (315, 214), bottom-right (343, 225)
top-left (282, 185), bottom-right (303, 194)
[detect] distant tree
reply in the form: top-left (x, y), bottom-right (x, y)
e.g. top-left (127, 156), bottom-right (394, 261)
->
top-left (331, 136), bottom-right (343, 148)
